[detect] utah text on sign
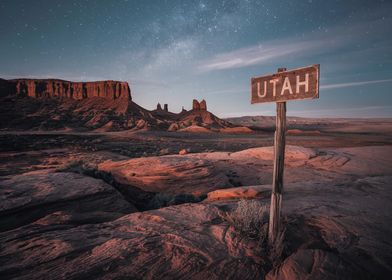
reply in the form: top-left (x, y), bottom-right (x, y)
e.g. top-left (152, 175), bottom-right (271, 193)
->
top-left (251, 64), bottom-right (320, 104)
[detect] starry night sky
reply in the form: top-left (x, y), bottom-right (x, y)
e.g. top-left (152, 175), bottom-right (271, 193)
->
top-left (1, 0), bottom-right (391, 117)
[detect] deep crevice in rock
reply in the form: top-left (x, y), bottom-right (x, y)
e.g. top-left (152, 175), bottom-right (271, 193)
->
top-left (58, 165), bottom-right (206, 212)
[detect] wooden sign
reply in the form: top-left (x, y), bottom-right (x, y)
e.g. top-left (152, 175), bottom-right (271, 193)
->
top-left (250, 65), bottom-right (320, 246)
top-left (251, 64), bottom-right (319, 104)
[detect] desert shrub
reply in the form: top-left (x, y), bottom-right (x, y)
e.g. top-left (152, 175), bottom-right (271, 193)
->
top-left (222, 199), bottom-right (288, 267)
top-left (222, 199), bottom-right (269, 240)
top-left (221, 199), bottom-right (289, 268)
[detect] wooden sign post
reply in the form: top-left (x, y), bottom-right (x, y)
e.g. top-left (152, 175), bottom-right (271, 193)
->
top-left (250, 64), bottom-right (320, 245)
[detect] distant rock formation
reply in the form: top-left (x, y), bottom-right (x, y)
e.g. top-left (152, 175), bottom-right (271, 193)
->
top-left (200, 99), bottom-right (207, 111)
top-left (192, 99), bottom-right (207, 111)
top-left (0, 78), bottom-right (158, 131)
top-left (5, 79), bottom-right (131, 100)
top-left (0, 77), bottom-right (242, 132)
top-left (156, 103), bottom-right (169, 112)
top-left (192, 99), bottom-right (200, 110)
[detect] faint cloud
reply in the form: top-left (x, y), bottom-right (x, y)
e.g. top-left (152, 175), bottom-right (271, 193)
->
top-left (198, 40), bottom-right (324, 71)
top-left (321, 78), bottom-right (392, 90)
top-left (198, 14), bottom-right (392, 72)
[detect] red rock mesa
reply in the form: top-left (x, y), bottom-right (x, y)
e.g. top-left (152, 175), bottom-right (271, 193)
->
top-left (6, 79), bottom-right (131, 100)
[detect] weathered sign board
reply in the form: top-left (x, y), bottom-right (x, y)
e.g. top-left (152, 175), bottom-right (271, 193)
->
top-left (251, 64), bottom-right (320, 104)
top-left (250, 65), bottom-right (320, 246)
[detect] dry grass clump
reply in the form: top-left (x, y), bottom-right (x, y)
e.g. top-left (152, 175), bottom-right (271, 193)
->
top-left (221, 199), bottom-right (287, 267)
top-left (222, 199), bottom-right (269, 240)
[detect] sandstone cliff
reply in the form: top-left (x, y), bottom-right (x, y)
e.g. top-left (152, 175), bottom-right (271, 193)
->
top-left (6, 79), bottom-right (131, 100)
top-left (0, 77), bottom-right (239, 132)
top-left (0, 78), bottom-right (160, 131)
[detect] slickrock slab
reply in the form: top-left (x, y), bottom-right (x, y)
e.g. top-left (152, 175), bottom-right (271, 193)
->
top-left (0, 171), bottom-right (136, 231)
top-left (266, 249), bottom-right (361, 280)
top-left (98, 146), bottom-right (392, 196)
top-left (207, 185), bottom-right (271, 201)
top-left (0, 203), bottom-right (264, 280)
top-left (98, 156), bottom-right (233, 194)
top-left (230, 145), bottom-right (317, 161)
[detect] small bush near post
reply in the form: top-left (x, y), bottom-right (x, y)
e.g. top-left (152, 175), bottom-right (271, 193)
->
top-left (222, 199), bottom-right (269, 240)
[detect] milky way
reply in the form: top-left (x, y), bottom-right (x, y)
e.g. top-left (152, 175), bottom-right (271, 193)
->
top-left (0, 0), bottom-right (391, 117)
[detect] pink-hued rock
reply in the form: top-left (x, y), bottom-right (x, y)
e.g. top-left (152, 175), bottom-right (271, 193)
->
top-left (199, 99), bottom-right (207, 111)
top-left (0, 89), bottom-right (159, 131)
top-left (98, 155), bottom-right (232, 194)
top-left (266, 249), bottom-right (360, 280)
top-left (1, 78), bottom-right (243, 132)
top-left (307, 146), bottom-right (392, 175)
top-left (178, 125), bottom-right (213, 133)
top-left (0, 171), bottom-right (136, 231)
top-left (10, 79), bottom-right (131, 100)
top-left (0, 203), bottom-right (265, 280)
top-left (97, 145), bottom-right (392, 199)
top-left (179, 110), bottom-right (233, 129)
top-left (207, 185), bottom-right (270, 201)
top-left (192, 99), bottom-right (201, 110)
top-left (230, 145), bottom-right (317, 161)
top-left (219, 126), bottom-right (253, 133)
top-left (1, 145), bottom-right (392, 279)
top-left (192, 99), bottom-right (207, 111)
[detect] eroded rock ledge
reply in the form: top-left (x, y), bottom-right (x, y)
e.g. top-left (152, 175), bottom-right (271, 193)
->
top-left (1, 78), bottom-right (131, 100)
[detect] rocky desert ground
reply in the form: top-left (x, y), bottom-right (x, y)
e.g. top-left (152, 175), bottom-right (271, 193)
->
top-left (1, 79), bottom-right (392, 279)
top-left (1, 117), bottom-right (392, 280)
